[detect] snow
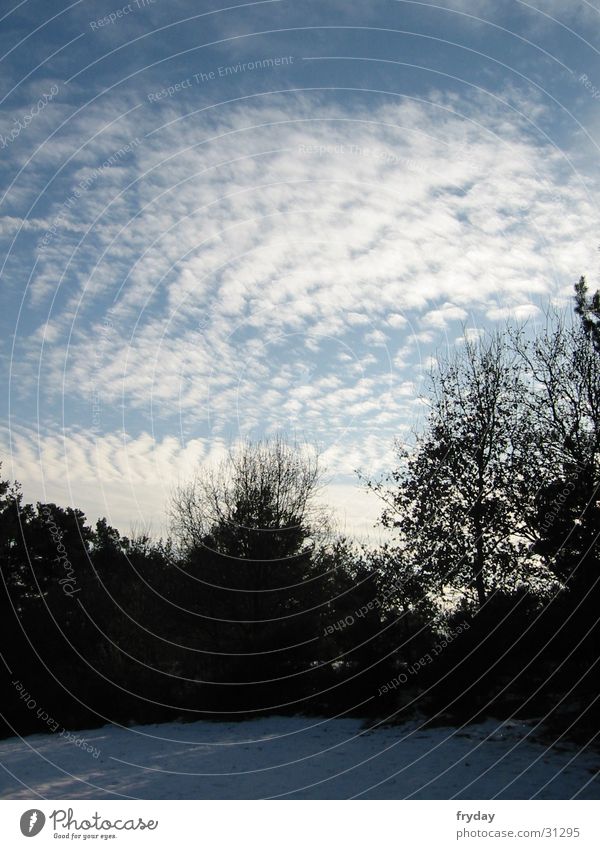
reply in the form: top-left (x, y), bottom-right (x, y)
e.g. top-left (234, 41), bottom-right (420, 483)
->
top-left (0, 716), bottom-right (598, 799)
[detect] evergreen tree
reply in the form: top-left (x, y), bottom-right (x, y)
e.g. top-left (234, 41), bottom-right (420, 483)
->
top-left (170, 438), bottom-right (333, 710)
top-left (575, 275), bottom-right (600, 353)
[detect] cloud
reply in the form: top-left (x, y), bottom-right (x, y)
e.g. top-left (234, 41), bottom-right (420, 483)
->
top-left (2, 83), bottom-right (598, 534)
top-left (422, 303), bottom-right (469, 328)
top-left (0, 424), bottom-right (389, 537)
top-left (524, 0), bottom-right (600, 30)
top-left (486, 302), bottom-right (541, 321)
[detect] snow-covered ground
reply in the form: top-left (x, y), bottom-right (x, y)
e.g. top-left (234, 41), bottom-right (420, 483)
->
top-left (0, 716), bottom-right (598, 799)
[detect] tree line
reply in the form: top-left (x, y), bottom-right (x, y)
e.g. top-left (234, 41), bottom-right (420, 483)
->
top-left (0, 279), bottom-right (598, 740)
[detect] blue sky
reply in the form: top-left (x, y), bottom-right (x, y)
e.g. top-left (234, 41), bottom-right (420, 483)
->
top-left (1, 0), bottom-right (599, 537)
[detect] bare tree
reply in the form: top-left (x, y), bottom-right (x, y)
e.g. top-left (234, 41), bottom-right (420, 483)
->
top-left (371, 331), bottom-right (542, 608)
top-left (170, 436), bottom-right (326, 559)
top-left (512, 305), bottom-right (600, 590)
top-left (514, 312), bottom-right (600, 475)
top-left (168, 438), bottom-right (333, 696)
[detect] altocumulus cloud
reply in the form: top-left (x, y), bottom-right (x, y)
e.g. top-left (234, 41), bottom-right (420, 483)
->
top-left (2, 85), bottom-right (599, 535)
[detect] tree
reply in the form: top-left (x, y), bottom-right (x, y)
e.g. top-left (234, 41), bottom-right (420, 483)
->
top-left (371, 332), bottom-right (540, 608)
top-left (171, 436), bottom-right (325, 559)
top-left (575, 275), bottom-right (600, 353)
top-left (514, 295), bottom-right (600, 602)
top-left (169, 438), bottom-right (333, 711)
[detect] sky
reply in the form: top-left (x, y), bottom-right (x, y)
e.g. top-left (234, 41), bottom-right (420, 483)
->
top-left (1, 0), bottom-right (599, 539)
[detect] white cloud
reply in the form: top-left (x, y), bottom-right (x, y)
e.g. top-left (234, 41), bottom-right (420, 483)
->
top-left (0, 424), bottom-right (393, 538)
top-left (387, 313), bottom-right (408, 328)
top-left (486, 302), bottom-right (541, 321)
top-left (422, 303), bottom-right (469, 328)
top-left (3, 88), bottom-right (599, 534)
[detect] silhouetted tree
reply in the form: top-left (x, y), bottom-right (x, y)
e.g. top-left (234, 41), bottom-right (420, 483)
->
top-left (370, 333), bottom-right (542, 608)
top-left (170, 438), bottom-right (335, 711)
top-left (575, 275), bottom-right (600, 353)
top-left (515, 292), bottom-right (600, 609)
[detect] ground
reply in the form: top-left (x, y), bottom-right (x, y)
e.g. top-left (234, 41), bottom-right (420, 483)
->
top-left (0, 716), bottom-right (598, 799)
